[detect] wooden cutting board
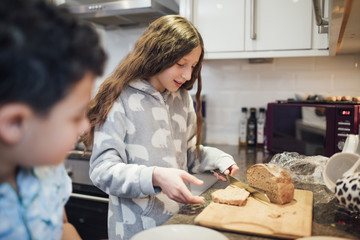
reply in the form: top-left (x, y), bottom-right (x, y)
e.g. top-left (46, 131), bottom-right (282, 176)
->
top-left (194, 189), bottom-right (313, 239)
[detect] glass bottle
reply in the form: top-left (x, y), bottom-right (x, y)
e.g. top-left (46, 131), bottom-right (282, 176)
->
top-left (247, 108), bottom-right (257, 147)
top-left (238, 107), bottom-right (248, 147)
top-left (257, 107), bottom-right (266, 147)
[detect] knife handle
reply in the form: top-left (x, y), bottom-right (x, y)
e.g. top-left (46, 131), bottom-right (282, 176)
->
top-left (210, 169), bottom-right (226, 178)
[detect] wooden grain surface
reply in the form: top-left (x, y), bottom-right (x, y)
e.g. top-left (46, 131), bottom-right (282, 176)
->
top-left (194, 189), bottom-right (313, 239)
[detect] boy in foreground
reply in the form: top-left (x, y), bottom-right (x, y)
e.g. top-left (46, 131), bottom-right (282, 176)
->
top-left (0, 0), bottom-right (106, 239)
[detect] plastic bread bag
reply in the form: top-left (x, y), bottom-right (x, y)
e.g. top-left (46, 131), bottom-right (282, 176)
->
top-left (269, 152), bottom-right (334, 205)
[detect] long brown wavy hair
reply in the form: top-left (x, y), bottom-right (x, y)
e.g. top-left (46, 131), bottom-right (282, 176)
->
top-left (84, 15), bottom-right (205, 155)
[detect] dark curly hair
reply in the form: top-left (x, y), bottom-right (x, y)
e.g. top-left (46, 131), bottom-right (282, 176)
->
top-left (0, 0), bottom-right (106, 114)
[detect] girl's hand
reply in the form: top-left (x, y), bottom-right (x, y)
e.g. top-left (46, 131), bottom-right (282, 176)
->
top-left (152, 167), bottom-right (205, 204)
top-left (223, 164), bottom-right (239, 176)
top-left (213, 164), bottom-right (240, 182)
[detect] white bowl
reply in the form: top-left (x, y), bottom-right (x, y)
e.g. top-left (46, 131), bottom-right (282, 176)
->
top-left (323, 152), bottom-right (359, 192)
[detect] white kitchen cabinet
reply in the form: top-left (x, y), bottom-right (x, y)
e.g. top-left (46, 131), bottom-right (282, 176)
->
top-left (244, 0), bottom-right (312, 51)
top-left (193, 0), bottom-right (246, 52)
top-left (182, 0), bottom-right (329, 59)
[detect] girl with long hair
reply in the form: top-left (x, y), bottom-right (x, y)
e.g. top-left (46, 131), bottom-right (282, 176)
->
top-left (85, 15), bottom-right (239, 240)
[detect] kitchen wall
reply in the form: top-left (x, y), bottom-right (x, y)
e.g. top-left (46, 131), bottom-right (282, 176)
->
top-left (95, 27), bottom-right (360, 146)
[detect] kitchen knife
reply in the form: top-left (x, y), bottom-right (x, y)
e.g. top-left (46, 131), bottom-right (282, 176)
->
top-left (226, 175), bottom-right (270, 203)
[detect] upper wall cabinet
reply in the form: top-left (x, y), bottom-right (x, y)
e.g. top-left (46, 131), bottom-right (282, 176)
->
top-left (193, 0), bottom-right (246, 53)
top-left (180, 0), bottom-right (329, 59)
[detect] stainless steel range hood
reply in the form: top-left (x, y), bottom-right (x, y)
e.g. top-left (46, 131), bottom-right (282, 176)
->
top-left (58, 0), bottom-right (179, 28)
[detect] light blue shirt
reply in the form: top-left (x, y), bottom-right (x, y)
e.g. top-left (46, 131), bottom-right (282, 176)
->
top-left (0, 164), bottom-right (71, 240)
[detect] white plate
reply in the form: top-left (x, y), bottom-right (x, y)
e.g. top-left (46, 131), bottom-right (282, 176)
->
top-left (130, 224), bottom-right (228, 240)
top-left (297, 237), bottom-right (352, 240)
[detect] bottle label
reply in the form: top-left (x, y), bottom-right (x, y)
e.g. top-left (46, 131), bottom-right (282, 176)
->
top-left (247, 123), bottom-right (256, 145)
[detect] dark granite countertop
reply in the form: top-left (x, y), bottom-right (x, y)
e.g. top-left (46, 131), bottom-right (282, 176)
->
top-left (66, 145), bottom-right (360, 239)
top-left (164, 145), bottom-right (360, 240)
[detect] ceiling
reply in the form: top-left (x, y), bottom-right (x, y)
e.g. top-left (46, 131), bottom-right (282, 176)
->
top-left (329, 0), bottom-right (360, 55)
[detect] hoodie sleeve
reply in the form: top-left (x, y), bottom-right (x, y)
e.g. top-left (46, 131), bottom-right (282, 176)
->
top-left (89, 99), bottom-right (160, 198)
top-left (185, 93), bottom-right (235, 174)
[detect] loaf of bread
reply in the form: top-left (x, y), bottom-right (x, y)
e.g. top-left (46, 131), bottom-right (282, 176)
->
top-left (211, 184), bottom-right (250, 206)
top-left (335, 96), bottom-right (342, 101)
top-left (246, 164), bottom-right (294, 204)
top-left (323, 96), bottom-right (336, 102)
top-left (352, 96), bottom-right (360, 103)
top-left (341, 96), bottom-right (351, 101)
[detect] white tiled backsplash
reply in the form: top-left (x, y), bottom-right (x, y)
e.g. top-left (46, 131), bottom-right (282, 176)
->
top-left (95, 27), bottom-right (360, 146)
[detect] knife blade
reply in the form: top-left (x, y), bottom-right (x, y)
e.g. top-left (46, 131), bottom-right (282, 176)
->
top-left (226, 175), bottom-right (270, 203)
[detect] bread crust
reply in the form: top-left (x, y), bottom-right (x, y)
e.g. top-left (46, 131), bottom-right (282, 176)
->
top-left (211, 184), bottom-right (250, 206)
top-left (246, 164), bottom-right (294, 204)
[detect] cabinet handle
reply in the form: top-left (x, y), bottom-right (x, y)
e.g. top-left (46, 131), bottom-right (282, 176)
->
top-left (250, 0), bottom-right (256, 40)
top-left (312, 0), bottom-right (328, 33)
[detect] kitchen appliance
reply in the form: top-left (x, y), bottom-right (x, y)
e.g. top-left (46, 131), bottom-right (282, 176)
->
top-left (266, 101), bottom-right (360, 157)
top-left (56, 0), bottom-right (179, 28)
top-left (64, 152), bottom-right (109, 240)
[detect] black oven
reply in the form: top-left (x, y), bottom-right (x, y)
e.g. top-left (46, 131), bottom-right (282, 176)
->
top-left (65, 152), bottom-right (108, 240)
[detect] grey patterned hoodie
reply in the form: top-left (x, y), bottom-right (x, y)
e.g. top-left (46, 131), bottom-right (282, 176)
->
top-left (89, 79), bottom-right (235, 240)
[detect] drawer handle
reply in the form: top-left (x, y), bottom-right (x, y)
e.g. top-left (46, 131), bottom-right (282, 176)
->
top-left (71, 193), bottom-right (109, 203)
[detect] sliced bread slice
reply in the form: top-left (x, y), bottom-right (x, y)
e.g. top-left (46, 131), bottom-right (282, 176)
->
top-left (211, 184), bottom-right (250, 206)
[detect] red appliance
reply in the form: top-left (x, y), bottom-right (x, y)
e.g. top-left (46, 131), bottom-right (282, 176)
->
top-left (266, 101), bottom-right (360, 157)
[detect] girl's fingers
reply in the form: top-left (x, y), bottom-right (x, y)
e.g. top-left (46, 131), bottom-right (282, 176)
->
top-left (176, 184), bottom-right (205, 204)
top-left (213, 171), bottom-right (227, 181)
top-left (230, 165), bottom-right (240, 176)
top-left (182, 172), bottom-right (204, 186)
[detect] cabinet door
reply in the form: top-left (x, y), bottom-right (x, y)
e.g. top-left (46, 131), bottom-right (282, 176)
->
top-left (245, 0), bottom-right (313, 51)
top-left (193, 0), bottom-right (245, 53)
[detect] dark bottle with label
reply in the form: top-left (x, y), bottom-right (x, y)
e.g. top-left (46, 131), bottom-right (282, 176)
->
top-left (247, 108), bottom-right (257, 147)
